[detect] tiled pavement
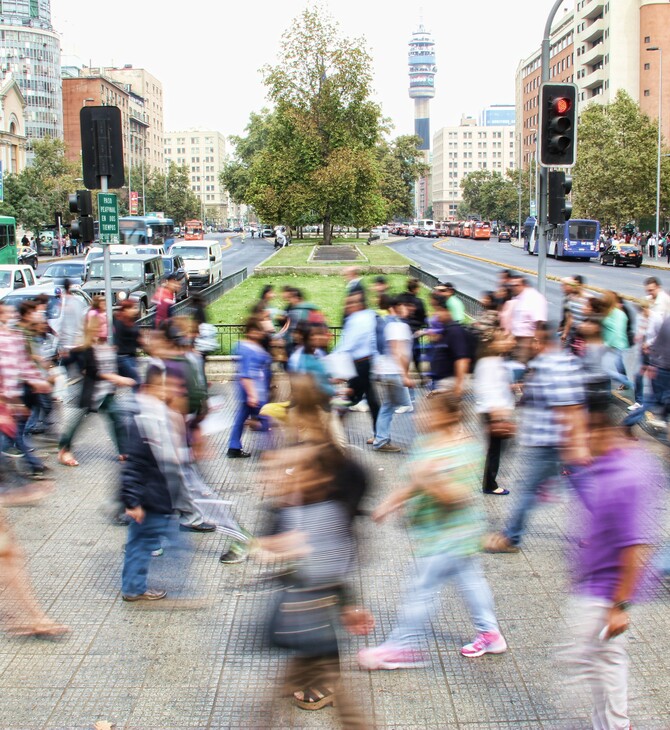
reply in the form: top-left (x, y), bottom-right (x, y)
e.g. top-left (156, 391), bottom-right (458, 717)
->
top-left (1, 381), bottom-right (669, 730)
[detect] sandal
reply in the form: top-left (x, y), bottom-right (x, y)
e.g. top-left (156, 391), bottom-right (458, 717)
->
top-left (8, 620), bottom-right (70, 639)
top-left (483, 487), bottom-right (510, 496)
top-left (57, 450), bottom-right (79, 467)
top-left (483, 533), bottom-right (520, 554)
top-left (293, 687), bottom-right (336, 711)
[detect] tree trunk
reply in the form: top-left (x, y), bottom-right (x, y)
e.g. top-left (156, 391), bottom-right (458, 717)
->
top-left (323, 216), bottom-right (332, 245)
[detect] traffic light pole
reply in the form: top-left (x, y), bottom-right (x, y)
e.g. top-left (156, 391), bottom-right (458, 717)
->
top-left (101, 175), bottom-right (114, 346)
top-left (537, 0), bottom-right (565, 298)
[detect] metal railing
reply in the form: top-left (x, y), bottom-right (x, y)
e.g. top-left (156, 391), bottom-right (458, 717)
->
top-left (136, 267), bottom-right (248, 327)
top-left (408, 264), bottom-right (484, 319)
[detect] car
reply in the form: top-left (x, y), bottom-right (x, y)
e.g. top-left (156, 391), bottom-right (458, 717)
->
top-left (498, 231), bottom-right (511, 242)
top-left (0, 264), bottom-right (38, 299)
top-left (161, 253), bottom-right (188, 301)
top-left (82, 255), bottom-right (165, 316)
top-left (600, 244), bottom-right (643, 268)
top-left (261, 227), bottom-right (274, 238)
top-left (17, 246), bottom-right (38, 269)
top-left (39, 261), bottom-right (86, 286)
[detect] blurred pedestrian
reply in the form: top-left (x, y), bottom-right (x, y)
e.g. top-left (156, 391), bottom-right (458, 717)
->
top-left (442, 282), bottom-right (465, 323)
top-left (113, 299), bottom-right (143, 386)
top-left (400, 278), bottom-right (427, 380)
top-left (508, 276), bottom-right (548, 364)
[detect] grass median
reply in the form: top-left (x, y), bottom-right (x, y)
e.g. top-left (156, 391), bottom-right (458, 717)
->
top-left (257, 240), bottom-right (411, 268)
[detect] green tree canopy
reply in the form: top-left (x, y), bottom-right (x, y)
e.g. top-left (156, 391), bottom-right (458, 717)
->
top-left (144, 163), bottom-right (201, 225)
top-left (460, 169), bottom-right (521, 224)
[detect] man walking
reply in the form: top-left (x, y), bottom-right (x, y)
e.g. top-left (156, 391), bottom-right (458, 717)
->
top-left (509, 275), bottom-right (548, 363)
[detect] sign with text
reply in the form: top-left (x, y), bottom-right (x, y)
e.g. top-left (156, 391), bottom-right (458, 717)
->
top-left (129, 191), bottom-right (139, 215)
top-left (98, 192), bottom-right (119, 244)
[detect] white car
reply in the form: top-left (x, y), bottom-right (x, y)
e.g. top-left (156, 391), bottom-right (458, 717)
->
top-left (0, 264), bottom-right (38, 299)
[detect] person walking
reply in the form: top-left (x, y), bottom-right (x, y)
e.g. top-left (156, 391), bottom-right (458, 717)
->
top-left (600, 291), bottom-right (633, 391)
top-left (113, 299), bottom-right (143, 386)
top-left (358, 390), bottom-right (507, 669)
top-left (485, 322), bottom-right (586, 553)
top-left (400, 278), bottom-right (428, 380)
top-left (508, 275), bottom-right (548, 364)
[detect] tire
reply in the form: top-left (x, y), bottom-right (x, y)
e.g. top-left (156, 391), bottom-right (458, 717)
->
top-left (614, 260), bottom-right (619, 267)
top-left (600, 257), bottom-right (606, 265)
top-left (635, 263), bottom-right (642, 268)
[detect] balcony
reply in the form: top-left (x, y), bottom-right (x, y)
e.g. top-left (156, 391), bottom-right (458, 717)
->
top-left (582, 0), bottom-right (604, 20)
top-left (582, 65), bottom-right (605, 90)
top-left (580, 17), bottom-right (605, 44)
top-left (580, 41), bottom-right (605, 68)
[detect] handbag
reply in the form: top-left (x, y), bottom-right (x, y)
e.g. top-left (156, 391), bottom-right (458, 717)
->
top-left (488, 412), bottom-right (516, 440)
top-left (269, 583), bottom-right (341, 656)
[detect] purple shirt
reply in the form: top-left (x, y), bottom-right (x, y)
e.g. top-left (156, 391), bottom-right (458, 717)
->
top-left (567, 447), bottom-right (660, 602)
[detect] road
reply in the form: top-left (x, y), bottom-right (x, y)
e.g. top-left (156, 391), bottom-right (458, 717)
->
top-left (392, 235), bottom-right (665, 318)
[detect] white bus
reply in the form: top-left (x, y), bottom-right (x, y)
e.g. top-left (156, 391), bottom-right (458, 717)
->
top-left (415, 219), bottom-right (436, 232)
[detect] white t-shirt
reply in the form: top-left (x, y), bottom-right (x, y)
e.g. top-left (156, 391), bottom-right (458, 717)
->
top-left (375, 319), bottom-right (412, 375)
top-left (473, 356), bottom-right (515, 414)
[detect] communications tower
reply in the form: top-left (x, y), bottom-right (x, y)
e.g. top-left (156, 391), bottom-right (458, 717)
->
top-left (408, 23), bottom-right (437, 218)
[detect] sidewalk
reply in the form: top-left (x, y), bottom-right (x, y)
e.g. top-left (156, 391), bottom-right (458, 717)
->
top-left (1, 381), bottom-right (669, 729)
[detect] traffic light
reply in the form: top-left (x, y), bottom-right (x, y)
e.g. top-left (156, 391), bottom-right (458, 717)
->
top-left (548, 171), bottom-right (573, 224)
top-left (68, 189), bottom-right (95, 243)
top-left (539, 83), bottom-right (578, 167)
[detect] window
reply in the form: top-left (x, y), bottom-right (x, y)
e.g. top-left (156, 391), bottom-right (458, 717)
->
top-left (644, 36), bottom-right (651, 44)
top-left (644, 63), bottom-right (650, 71)
top-left (30, 0), bottom-right (39, 18)
top-left (644, 90), bottom-right (651, 97)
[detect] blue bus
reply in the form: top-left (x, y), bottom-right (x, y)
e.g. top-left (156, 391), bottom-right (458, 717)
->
top-left (119, 215), bottom-right (175, 248)
top-left (523, 216), bottom-right (538, 255)
top-left (548, 219), bottom-right (600, 260)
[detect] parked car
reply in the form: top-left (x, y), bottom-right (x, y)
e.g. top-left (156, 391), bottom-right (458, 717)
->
top-left (17, 246), bottom-right (38, 269)
top-left (0, 264), bottom-right (38, 299)
top-left (498, 230), bottom-right (511, 242)
top-left (39, 261), bottom-right (86, 286)
top-left (600, 243), bottom-right (643, 268)
top-left (161, 253), bottom-right (188, 300)
top-left (82, 255), bottom-right (165, 316)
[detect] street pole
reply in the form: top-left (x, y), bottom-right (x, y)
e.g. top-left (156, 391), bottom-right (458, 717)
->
top-left (127, 117), bottom-right (132, 215)
top-left (537, 0), bottom-right (566, 297)
top-left (101, 174), bottom-right (114, 345)
top-left (647, 47), bottom-right (663, 247)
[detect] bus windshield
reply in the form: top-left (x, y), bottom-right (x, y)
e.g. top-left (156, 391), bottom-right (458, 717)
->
top-left (119, 221), bottom-right (148, 245)
top-left (568, 222), bottom-right (598, 241)
top-left (88, 261), bottom-right (143, 280)
top-left (170, 246), bottom-right (208, 260)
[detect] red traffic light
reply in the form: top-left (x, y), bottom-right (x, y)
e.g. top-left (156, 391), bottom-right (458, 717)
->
top-left (553, 97), bottom-right (571, 115)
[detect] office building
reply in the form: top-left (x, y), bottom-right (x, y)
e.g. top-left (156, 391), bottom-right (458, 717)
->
top-left (432, 115), bottom-right (516, 221)
top-left (164, 129), bottom-right (228, 224)
top-left (0, 0), bottom-right (62, 149)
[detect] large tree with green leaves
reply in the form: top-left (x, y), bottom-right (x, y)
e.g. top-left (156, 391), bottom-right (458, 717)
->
top-left (144, 162), bottom-right (201, 225)
top-left (460, 169), bottom-right (521, 224)
top-left (0, 138), bottom-right (79, 234)
top-left (572, 90), bottom-right (670, 226)
top-left (377, 135), bottom-right (429, 221)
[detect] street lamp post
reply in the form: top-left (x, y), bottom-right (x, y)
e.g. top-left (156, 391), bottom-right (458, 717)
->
top-left (647, 46), bottom-right (663, 247)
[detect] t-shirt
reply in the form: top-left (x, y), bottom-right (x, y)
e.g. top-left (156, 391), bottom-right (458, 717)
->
top-left (567, 448), bottom-right (660, 602)
top-left (511, 287), bottom-right (548, 338)
top-left (235, 340), bottom-right (272, 403)
top-left (602, 308), bottom-right (629, 351)
top-left (446, 295), bottom-right (465, 323)
top-left (430, 322), bottom-right (469, 381)
top-left (375, 319), bottom-right (412, 375)
top-left (405, 435), bottom-right (483, 558)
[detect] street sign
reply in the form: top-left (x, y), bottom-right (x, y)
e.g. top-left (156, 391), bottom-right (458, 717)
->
top-left (530, 200), bottom-right (537, 217)
top-left (129, 191), bottom-right (139, 215)
top-left (98, 192), bottom-right (119, 244)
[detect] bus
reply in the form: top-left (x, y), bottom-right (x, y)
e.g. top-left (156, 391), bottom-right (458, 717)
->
top-left (415, 219), bottom-right (436, 232)
top-left (461, 221), bottom-right (473, 238)
top-left (472, 221), bottom-right (491, 240)
top-left (119, 215), bottom-right (175, 249)
top-left (524, 216), bottom-right (538, 254)
top-left (548, 219), bottom-right (601, 260)
top-left (0, 216), bottom-right (17, 265)
top-left (184, 219), bottom-right (205, 240)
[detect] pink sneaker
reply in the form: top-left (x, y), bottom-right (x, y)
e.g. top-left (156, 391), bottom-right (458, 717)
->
top-left (358, 645), bottom-right (425, 670)
top-left (461, 631), bottom-right (507, 658)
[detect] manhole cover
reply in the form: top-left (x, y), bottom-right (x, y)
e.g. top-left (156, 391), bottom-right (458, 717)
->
top-left (312, 245), bottom-right (363, 261)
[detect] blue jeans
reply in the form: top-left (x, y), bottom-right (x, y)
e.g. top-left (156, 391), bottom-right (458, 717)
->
top-left (121, 512), bottom-right (186, 596)
top-left (602, 349), bottom-right (633, 389)
top-left (504, 445), bottom-right (562, 546)
top-left (373, 375), bottom-right (411, 448)
top-left (228, 399), bottom-right (268, 450)
top-left (623, 366), bottom-right (670, 427)
top-left (117, 355), bottom-right (140, 391)
top-left (385, 551), bottom-right (499, 649)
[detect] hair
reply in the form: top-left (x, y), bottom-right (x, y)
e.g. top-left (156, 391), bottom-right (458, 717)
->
top-left (407, 278), bottom-right (420, 294)
top-left (645, 276), bottom-right (661, 287)
top-left (260, 284), bottom-right (274, 300)
top-left (63, 278), bottom-right (71, 294)
top-left (429, 292), bottom-right (447, 309)
top-left (144, 362), bottom-right (166, 388)
top-left (601, 290), bottom-right (618, 315)
top-left (573, 274), bottom-right (585, 285)
top-left (90, 295), bottom-right (105, 312)
top-left (443, 282), bottom-right (455, 291)
top-left (373, 275), bottom-right (387, 285)
top-left (243, 315), bottom-right (263, 335)
top-left (481, 291), bottom-right (497, 310)
top-left (18, 300), bottom-right (37, 319)
top-left (377, 293), bottom-right (393, 312)
top-left (423, 389), bottom-right (463, 431)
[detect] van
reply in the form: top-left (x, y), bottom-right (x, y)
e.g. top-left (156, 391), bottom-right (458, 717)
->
top-left (0, 265), bottom-right (37, 299)
top-left (169, 241), bottom-right (223, 289)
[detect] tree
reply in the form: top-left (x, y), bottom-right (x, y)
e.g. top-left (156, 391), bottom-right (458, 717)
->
top-left (144, 163), bottom-right (200, 224)
top-left (460, 169), bottom-right (520, 224)
top-left (0, 138), bottom-right (79, 233)
top-left (377, 135), bottom-right (429, 221)
top-left (572, 90), bottom-right (670, 227)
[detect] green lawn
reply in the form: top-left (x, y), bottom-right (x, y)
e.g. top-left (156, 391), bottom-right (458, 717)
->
top-left (257, 241), bottom-right (412, 267)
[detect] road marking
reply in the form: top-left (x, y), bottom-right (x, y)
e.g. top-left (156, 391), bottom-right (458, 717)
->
top-left (221, 238), bottom-right (233, 252)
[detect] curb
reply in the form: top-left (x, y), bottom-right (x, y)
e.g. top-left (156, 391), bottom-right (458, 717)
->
top-left (431, 241), bottom-right (645, 305)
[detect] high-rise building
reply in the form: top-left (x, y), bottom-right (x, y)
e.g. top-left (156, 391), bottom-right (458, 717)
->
top-left (408, 22), bottom-right (437, 218)
top-left (81, 65), bottom-right (164, 172)
top-left (640, 1), bottom-right (670, 142)
top-left (432, 115), bottom-right (516, 221)
top-left (0, 0), bottom-right (62, 148)
top-left (164, 130), bottom-right (228, 224)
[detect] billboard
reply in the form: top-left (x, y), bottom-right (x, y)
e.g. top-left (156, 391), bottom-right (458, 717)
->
top-left (482, 108), bottom-right (516, 127)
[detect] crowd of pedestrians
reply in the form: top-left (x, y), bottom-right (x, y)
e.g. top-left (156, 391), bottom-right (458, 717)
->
top-left (0, 264), bottom-right (668, 730)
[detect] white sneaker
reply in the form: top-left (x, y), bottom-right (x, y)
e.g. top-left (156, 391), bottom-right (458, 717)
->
top-left (395, 405), bottom-right (414, 414)
top-left (349, 400), bottom-right (370, 412)
top-left (627, 402), bottom-right (643, 412)
top-left (648, 418), bottom-right (667, 429)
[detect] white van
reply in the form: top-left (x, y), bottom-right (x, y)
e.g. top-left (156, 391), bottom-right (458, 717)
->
top-left (169, 241), bottom-right (223, 289)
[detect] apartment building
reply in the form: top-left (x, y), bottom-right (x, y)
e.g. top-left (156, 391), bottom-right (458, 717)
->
top-left (432, 115), bottom-right (516, 221)
top-left (164, 130), bottom-right (228, 224)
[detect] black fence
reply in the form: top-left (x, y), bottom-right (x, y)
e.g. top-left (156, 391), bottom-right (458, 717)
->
top-left (408, 265), bottom-right (484, 319)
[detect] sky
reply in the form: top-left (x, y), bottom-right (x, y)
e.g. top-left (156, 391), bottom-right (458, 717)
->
top-left (52, 0), bottom-right (573, 144)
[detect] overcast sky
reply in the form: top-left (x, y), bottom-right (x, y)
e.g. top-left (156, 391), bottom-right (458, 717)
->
top-left (52, 0), bottom-right (573, 144)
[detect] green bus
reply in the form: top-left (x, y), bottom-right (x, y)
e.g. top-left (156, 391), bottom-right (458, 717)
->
top-left (0, 216), bottom-right (17, 265)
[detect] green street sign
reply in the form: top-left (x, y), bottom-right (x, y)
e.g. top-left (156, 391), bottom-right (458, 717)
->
top-left (98, 192), bottom-right (119, 243)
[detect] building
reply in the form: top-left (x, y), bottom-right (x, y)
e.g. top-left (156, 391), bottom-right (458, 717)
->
top-left (432, 115), bottom-right (516, 221)
top-left (0, 73), bottom-right (27, 173)
top-left (408, 22), bottom-right (437, 218)
top-left (0, 0), bottom-right (62, 149)
top-left (81, 65), bottom-right (163, 172)
top-left (480, 105), bottom-right (516, 127)
top-left (164, 129), bottom-right (228, 224)
top-left (637, 0), bottom-right (670, 143)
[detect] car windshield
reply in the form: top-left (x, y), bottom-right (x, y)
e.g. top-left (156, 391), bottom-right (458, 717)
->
top-left (88, 261), bottom-right (143, 280)
top-left (170, 246), bottom-right (208, 260)
top-left (44, 264), bottom-right (84, 278)
top-left (0, 271), bottom-right (11, 287)
top-left (568, 223), bottom-right (598, 241)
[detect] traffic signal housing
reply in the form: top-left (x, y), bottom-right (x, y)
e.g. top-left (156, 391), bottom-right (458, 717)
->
top-left (68, 189), bottom-right (95, 243)
top-left (548, 171), bottom-right (573, 225)
top-left (539, 83), bottom-right (577, 167)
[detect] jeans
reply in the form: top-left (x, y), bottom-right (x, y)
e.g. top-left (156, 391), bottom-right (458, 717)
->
top-left (601, 349), bottom-right (633, 389)
top-left (26, 393), bottom-right (53, 433)
top-left (59, 393), bottom-right (127, 454)
top-left (121, 512), bottom-right (187, 596)
top-left (559, 596), bottom-right (629, 730)
top-left (504, 445), bottom-right (562, 546)
top-left (623, 366), bottom-right (670, 427)
top-left (349, 357), bottom-right (380, 432)
top-left (228, 399), bottom-right (268, 451)
top-left (14, 418), bottom-right (44, 471)
top-left (373, 374), bottom-right (411, 448)
top-left (117, 355), bottom-right (140, 391)
top-left (384, 551), bottom-right (499, 650)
